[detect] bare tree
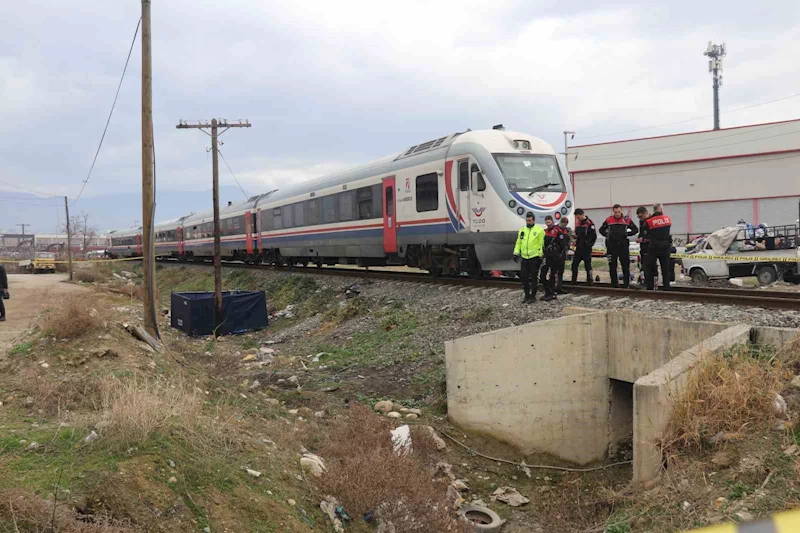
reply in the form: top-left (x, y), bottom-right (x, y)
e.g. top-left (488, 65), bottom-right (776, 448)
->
top-left (59, 212), bottom-right (96, 256)
top-left (80, 212), bottom-right (97, 252)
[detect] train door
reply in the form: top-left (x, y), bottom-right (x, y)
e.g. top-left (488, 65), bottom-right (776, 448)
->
top-left (382, 176), bottom-right (397, 253)
top-left (177, 227), bottom-right (184, 255)
top-left (456, 159), bottom-right (471, 232)
top-left (244, 212), bottom-right (254, 255)
top-left (256, 209), bottom-right (263, 255)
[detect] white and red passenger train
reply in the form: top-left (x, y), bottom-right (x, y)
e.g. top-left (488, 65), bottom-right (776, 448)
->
top-left (108, 127), bottom-right (574, 276)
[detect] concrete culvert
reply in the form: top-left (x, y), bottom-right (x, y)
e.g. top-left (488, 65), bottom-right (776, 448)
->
top-left (459, 504), bottom-right (503, 532)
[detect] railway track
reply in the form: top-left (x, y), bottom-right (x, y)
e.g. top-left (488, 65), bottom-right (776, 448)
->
top-left (156, 258), bottom-right (800, 311)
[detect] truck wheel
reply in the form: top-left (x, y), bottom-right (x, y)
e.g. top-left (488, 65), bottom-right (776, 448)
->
top-left (690, 268), bottom-right (708, 284)
top-left (756, 266), bottom-right (777, 286)
top-left (459, 504), bottom-right (503, 532)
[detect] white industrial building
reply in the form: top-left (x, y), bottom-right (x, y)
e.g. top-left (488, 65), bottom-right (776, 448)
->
top-left (568, 118), bottom-right (800, 241)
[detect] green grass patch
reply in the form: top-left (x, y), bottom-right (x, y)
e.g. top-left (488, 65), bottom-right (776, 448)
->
top-left (461, 306), bottom-right (492, 322)
top-left (605, 511), bottom-right (632, 533)
top-left (8, 340), bottom-right (34, 356)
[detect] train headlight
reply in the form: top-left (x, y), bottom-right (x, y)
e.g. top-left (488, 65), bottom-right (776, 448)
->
top-left (513, 140), bottom-right (531, 150)
top-left (565, 200), bottom-right (572, 208)
top-left (561, 207), bottom-right (568, 215)
top-left (516, 207), bottom-right (525, 215)
top-left (508, 200), bottom-right (516, 209)
top-left (555, 212), bottom-right (561, 220)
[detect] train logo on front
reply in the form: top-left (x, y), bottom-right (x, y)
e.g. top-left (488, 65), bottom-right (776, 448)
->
top-left (404, 177), bottom-right (411, 191)
top-left (472, 207), bottom-right (486, 217)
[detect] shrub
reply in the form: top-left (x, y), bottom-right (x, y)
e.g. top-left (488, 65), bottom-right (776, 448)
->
top-left (75, 268), bottom-right (102, 283)
top-left (41, 295), bottom-right (104, 339)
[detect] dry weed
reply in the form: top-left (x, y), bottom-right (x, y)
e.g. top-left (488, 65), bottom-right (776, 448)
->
top-left (663, 344), bottom-right (784, 451)
top-left (41, 295), bottom-right (105, 339)
top-left (99, 376), bottom-right (203, 446)
top-left (74, 268), bottom-right (107, 283)
top-left (0, 488), bottom-right (134, 533)
top-left (19, 367), bottom-right (101, 415)
top-left (317, 404), bottom-right (468, 532)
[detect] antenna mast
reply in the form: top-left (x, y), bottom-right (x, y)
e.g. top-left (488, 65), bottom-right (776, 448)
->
top-left (703, 41), bottom-right (727, 130)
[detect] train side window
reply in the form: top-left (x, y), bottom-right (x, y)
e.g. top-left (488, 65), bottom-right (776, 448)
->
top-left (372, 184), bottom-right (382, 218)
top-left (339, 191), bottom-right (355, 222)
top-left (458, 161), bottom-right (469, 191)
top-left (307, 199), bottom-right (320, 225)
top-left (282, 206), bottom-right (293, 229)
top-left (232, 216), bottom-right (242, 233)
top-left (416, 173), bottom-right (439, 212)
top-left (471, 164), bottom-right (486, 192)
top-left (294, 203), bottom-right (305, 227)
top-left (273, 208), bottom-right (282, 230)
top-left (356, 187), bottom-right (373, 220)
top-left (322, 195), bottom-right (338, 224)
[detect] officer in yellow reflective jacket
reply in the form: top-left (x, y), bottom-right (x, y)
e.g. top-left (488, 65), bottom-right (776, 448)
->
top-left (513, 212), bottom-right (545, 303)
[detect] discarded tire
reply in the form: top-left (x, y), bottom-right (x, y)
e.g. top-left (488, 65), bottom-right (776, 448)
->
top-left (459, 504), bottom-right (503, 532)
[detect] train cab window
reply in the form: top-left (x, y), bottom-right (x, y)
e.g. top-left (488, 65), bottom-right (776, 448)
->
top-left (339, 191), bottom-right (355, 222)
top-left (282, 206), bottom-right (293, 229)
top-left (294, 203), bottom-right (305, 227)
top-left (307, 199), bottom-right (320, 225)
top-left (322, 196), bottom-right (338, 224)
top-left (273, 208), bottom-right (282, 230)
top-left (415, 173), bottom-right (439, 212)
top-left (458, 161), bottom-right (469, 191)
top-left (471, 164), bottom-right (486, 192)
top-left (356, 187), bottom-right (373, 220)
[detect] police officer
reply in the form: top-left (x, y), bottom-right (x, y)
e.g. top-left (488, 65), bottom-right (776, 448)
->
top-left (513, 211), bottom-right (544, 303)
top-left (0, 263), bottom-right (8, 322)
top-left (540, 215), bottom-right (568, 301)
top-left (636, 206), bottom-right (652, 287)
top-left (555, 216), bottom-right (571, 294)
top-left (599, 204), bottom-right (638, 288)
top-left (571, 208), bottom-right (597, 285)
top-left (642, 203), bottom-right (673, 290)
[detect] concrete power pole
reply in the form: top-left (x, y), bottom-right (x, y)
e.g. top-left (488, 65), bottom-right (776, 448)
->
top-left (141, 0), bottom-right (158, 339)
top-left (703, 41), bottom-right (726, 130)
top-left (176, 119), bottom-right (251, 333)
top-left (16, 224), bottom-right (30, 236)
top-left (64, 197), bottom-right (73, 281)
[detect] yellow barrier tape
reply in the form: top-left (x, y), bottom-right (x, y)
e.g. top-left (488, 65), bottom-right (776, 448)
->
top-left (686, 508), bottom-right (800, 532)
top-left (591, 248), bottom-right (800, 263)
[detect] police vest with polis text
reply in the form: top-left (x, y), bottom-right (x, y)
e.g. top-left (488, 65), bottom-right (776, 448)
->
top-left (644, 213), bottom-right (672, 249)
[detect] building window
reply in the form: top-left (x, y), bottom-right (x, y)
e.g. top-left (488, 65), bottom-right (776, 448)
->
top-left (416, 173), bottom-right (439, 212)
top-left (459, 160), bottom-right (469, 191)
top-left (357, 187), bottom-right (373, 220)
top-left (339, 191), bottom-right (355, 222)
top-left (322, 195), bottom-right (337, 224)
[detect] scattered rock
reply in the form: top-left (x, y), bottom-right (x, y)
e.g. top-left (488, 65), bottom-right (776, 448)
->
top-left (241, 353), bottom-right (257, 362)
top-left (313, 411), bottom-right (325, 418)
top-left (736, 511), bottom-right (755, 522)
top-left (423, 426), bottom-right (447, 451)
top-left (407, 408), bottom-right (422, 416)
top-left (168, 477), bottom-right (177, 484)
top-left (40, 362), bottom-right (49, 369)
top-left (246, 468), bottom-right (262, 478)
top-left (310, 352), bottom-right (328, 363)
top-left (287, 499), bottom-right (296, 506)
top-left (288, 409), bottom-right (299, 415)
top-left (451, 479), bottom-right (469, 492)
top-left (791, 375), bottom-right (800, 389)
top-left (682, 501), bottom-right (692, 512)
top-left (392, 402), bottom-right (406, 412)
top-left (265, 398), bottom-right (280, 406)
top-left (27, 442), bottom-right (40, 450)
top-left (405, 413), bottom-right (418, 420)
top-left (203, 527), bottom-right (211, 533)
top-left (249, 380), bottom-right (261, 390)
top-left (84, 431), bottom-right (99, 443)
top-left (287, 375), bottom-right (299, 385)
top-left (386, 411), bottom-right (402, 419)
top-left (168, 459), bottom-right (176, 468)
top-left (322, 386), bottom-right (340, 393)
top-left (300, 454), bottom-right (327, 477)
top-left (374, 400), bottom-right (393, 414)
top-left (297, 407), bottom-right (313, 418)
top-left (391, 425), bottom-right (413, 456)
top-left (784, 444), bottom-right (798, 456)
top-left (714, 497), bottom-right (728, 509)
top-left (24, 397), bottom-right (33, 407)
top-left (491, 486), bottom-right (530, 507)
top-left (259, 347), bottom-right (276, 356)
top-left (92, 348), bottom-right (119, 359)
top-left (711, 452), bottom-right (733, 468)
top-left (772, 393), bottom-right (788, 416)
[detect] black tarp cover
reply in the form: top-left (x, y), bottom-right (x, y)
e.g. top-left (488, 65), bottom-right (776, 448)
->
top-left (171, 291), bottom-right (268, 337)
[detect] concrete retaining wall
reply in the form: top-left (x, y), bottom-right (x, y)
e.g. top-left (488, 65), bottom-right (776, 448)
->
top-left (445, 313), bottom-right (609, 464)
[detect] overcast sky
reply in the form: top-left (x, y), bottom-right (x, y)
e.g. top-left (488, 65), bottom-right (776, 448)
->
top-left (2, 0), bottom-right (799, 205)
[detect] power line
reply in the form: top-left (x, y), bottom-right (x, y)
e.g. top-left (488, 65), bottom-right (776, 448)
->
top-left (218, 148), bottom-right (250, 200)
top-left (71, 17), bottom-right (141, 207)
top-left (576, 91), bottom-right (800, 141)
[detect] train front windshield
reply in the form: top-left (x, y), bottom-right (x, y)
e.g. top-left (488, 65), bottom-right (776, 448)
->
top-left (494, 154), bottom-right (565, 193)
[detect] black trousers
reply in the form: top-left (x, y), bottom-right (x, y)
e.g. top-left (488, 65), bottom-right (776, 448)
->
top-left (0, 293), bottom-right (5, 318)
top-left (520, 257), bottom-right (542, 297)
top-left (540, 256), bottom-right (562, 295)
top-left (571, 247), bottom-right (593, 282)
top-left (607, 244), bottom-right (630, 288)
top-left (643, 247), bottom-right (671, 290)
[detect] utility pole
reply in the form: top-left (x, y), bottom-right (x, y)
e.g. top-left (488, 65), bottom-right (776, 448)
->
top-left (64, 197), bottom-right (73, 281)
top-left (16, 224), bottom-right (30, 236)
top-left (562, 130), bottom-right (575, 171)
top-left (141, 0), bottom-right (158, 339)
top-left (703, 41), bottom-right (727, 130)
top-left (176, 119), bottom-right (252, 334)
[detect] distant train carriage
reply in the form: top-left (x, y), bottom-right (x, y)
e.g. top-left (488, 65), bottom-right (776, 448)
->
top-left (107, 228), bottom-right (142, 258)
top-left (114, 127), bottom-right (573, 276)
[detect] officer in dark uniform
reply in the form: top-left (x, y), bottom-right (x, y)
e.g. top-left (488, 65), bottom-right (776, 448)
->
top-left (636, 206), bottom-right (652, 287)
top-left (642, 203), bottom-right (673, 290)
top-left (0, 263), bottom-right (8, 321)
top-left (555, 216), bottom-right (571, 294)
top-left (540, 215), bottom-right (568, 301)
top-left (599, 204), bottom-right (638, 288)
top-left (570, 208), bottom-right (597, 285)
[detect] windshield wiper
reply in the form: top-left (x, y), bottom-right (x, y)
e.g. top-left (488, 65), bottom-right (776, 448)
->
top-left (528, 183), bottom-right (558, 196)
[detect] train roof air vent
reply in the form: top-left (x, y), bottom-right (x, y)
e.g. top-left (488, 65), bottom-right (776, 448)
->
top-left (396, 135), bottom-right (454, 161)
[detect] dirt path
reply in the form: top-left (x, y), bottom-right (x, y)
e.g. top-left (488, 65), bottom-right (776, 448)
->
top-left (0, 274), bottom-right (87, 352)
